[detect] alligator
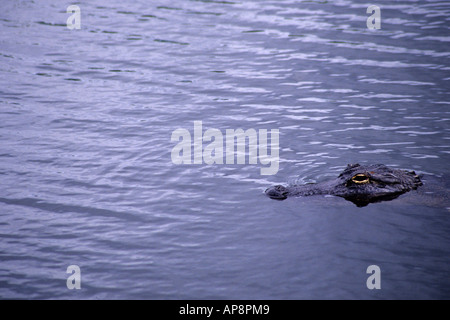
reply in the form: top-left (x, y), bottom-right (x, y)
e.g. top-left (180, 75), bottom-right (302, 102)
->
top-left (265, 163), bottom-right (423, 207)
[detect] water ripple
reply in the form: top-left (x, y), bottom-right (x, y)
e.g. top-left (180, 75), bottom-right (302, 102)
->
top-left (0, 0), bottom-right (449, 299)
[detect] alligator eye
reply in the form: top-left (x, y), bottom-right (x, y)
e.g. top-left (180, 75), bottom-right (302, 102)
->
top-left (351, 174), bottom-right (370, 184)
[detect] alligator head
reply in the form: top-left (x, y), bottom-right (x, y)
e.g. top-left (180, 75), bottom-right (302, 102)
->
top-left (265, 163), bottom-right (423, 207)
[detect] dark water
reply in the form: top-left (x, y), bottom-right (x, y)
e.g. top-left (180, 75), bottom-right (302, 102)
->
top-left (1, 0), bottom-right (449, 299)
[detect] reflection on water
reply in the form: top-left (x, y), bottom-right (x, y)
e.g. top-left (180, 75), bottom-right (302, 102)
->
top-left (0, 0), bottom-right (449, 299)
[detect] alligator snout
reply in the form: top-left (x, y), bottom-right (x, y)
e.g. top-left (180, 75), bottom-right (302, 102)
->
top-left (265, 185), bottom-right (289, 200)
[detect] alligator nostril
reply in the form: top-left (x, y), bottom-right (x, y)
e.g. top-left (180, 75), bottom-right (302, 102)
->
top-left (265, 185), bottom-right (288, 200)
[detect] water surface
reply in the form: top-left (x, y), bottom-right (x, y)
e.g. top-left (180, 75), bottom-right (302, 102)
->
top-left (0, 0), bottom-right (449, 299)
